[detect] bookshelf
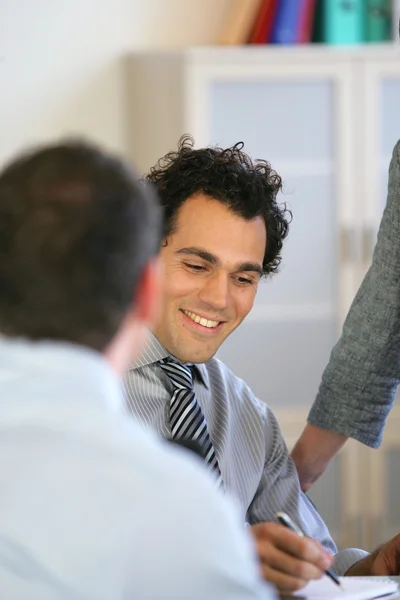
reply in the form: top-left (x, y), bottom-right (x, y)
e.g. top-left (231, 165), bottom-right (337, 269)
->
top-left (127, 45), bottom-right (400, 549)
top-left (219, 0), bottom-right (398, 46)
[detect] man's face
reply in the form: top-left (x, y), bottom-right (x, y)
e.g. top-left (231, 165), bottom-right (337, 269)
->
top-left (153, 193), bottom-right (266, 363)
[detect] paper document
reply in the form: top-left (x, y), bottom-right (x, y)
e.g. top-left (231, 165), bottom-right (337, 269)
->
top-left (293, 576), bottom-right (399, 600)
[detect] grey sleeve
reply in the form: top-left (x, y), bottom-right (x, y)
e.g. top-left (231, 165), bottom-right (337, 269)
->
top-left (308, 140), bottom-right (400, 448)
top-left (247, 408), bottom-right (367, 575)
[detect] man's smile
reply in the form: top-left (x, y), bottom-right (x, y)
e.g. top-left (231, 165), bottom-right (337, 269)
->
top-left (182, 310), bottom-right (221, 328)
top-left (180, 309), bottom-right (226, 335)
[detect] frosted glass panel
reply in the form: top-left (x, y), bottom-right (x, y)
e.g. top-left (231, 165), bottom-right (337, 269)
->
top-left (308, 455), bottom-right (343, 546)
top-left (210, 81), bottom-right (334, 160)
top-left (255, 173), bottom-right (336, 308)
top-left (216, 319), bottom-right (336, 410)
top-left (372, 447), bottom-right (400, 548)
top-left (381, 80), bottom-right (400, 158)
top-left (211, 78), bottom-right (338, 408)
top-left (387, 448), bottom-right (400, 530)
top-left (380, 79), bottom-right (400, 212)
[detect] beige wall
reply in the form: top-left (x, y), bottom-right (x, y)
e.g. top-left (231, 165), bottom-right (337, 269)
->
top-left (0, 0), bottom-right (231, 165)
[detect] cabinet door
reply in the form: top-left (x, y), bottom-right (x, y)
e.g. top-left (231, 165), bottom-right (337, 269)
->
top-left (187, 61), bottom-right (355, 412)
top-left (363, 60), bottom-right (400, 263)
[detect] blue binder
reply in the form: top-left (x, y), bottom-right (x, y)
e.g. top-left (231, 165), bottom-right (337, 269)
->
top-left (323, 0), bottom-right (364, 44)
top-left (270, 0), bottom-right (303, 44)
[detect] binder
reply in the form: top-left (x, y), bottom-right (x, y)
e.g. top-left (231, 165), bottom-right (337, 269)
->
top-left (298, 0), bottom-right (318, 43)
top-left (364, 0), bottom-right (392, 42)
top-left (219, 0), bottom-right (262, 45)
top-left (393, 0), bottom-right (400, 41)
top-left (312, 0), bottom-right (325, 42)
top-left (323, 0), bottom-right (364, 45)
top-left (249, 0), bottom-right (279, 44)
top-left (270, 0), bottom-right (303, 44)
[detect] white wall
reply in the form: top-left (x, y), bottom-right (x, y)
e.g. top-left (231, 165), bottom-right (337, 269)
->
top-left (0, 0), bottom-right (231, 166)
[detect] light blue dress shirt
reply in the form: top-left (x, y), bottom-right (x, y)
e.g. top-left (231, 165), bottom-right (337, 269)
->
top-left (124, 333), bottom-right (368, 575)
top-left (0, 336), bottom-right (273, 599)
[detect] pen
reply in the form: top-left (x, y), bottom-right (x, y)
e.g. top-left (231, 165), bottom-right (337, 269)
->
top-left (276, 512), bottom-right (344, 591)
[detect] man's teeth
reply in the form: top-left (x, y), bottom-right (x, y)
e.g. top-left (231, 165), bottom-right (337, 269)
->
top-left (184, 311), bottom-right (220, 328)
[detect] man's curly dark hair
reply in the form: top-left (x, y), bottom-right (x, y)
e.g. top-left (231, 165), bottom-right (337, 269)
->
top-left (146, 135), bottom-right (291, 276)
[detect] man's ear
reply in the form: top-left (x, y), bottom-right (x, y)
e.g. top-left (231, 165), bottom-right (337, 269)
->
top-left (131, 256), bottom-right (162, 328)
top-left (104, 257), bottom-right (162, 374)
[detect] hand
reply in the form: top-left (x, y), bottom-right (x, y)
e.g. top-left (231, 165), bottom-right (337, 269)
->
top-left (371, 535), bottom-right (400, 575)
top-left (346, 533), bottom-right (400, 576)
top-left (251, 522), bottom-right (334, 591)
top-left (291, 424), bottom-right (348, 492)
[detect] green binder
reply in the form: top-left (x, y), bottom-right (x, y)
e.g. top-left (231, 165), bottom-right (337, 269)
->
top-left (364, 0), bottom-right (392, 42)
top-left (320, 0), bottom-right (364, 45)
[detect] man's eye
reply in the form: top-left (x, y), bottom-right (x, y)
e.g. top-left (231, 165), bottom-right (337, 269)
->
top-left (237, 276), bottom-right (253, 285)
top-left (184, 263), bottom-right (205, 272)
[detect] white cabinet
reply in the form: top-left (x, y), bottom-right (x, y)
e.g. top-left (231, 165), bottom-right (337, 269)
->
top-left (127, 45), bottom-right (400, 549)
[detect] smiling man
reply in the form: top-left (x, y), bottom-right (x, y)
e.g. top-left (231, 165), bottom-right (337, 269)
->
top-left (123, 136), bottom-right (400, 591)
top-left (155, 193), bottom-right (266, 363)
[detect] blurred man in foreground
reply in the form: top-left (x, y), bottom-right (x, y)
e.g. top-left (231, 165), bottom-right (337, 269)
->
top-left (0, 140), bottom-right (271, 599)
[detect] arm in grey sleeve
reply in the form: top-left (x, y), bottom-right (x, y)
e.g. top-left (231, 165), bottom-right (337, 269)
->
top-left (309, 140), bottom-right (400, 448)
top-left (247, 407), bottom-right (368, 575)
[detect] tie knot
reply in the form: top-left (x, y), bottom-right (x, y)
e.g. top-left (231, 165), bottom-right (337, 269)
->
top-left (159, 358), bottom-right (194, 390)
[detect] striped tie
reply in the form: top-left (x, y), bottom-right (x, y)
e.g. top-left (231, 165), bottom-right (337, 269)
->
top-left (159, 358), bottom-right (222, 486)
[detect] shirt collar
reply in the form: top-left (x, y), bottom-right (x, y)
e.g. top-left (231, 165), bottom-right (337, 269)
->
top-left (0, 335), bottom-right (123, 415)
top-left (128, 331), bottom-right (209, 389)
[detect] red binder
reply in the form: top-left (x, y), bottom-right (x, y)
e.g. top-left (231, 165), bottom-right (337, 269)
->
top-left (249, 0), bottom-right (279, 44)
top-left (298, 0), bottom-right (317, 43)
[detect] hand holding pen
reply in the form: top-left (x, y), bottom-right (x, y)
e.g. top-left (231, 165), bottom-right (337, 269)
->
top-left (250, 515), bottom-right (336, 592)
top-left (276, 512), bottom-right (343, 591)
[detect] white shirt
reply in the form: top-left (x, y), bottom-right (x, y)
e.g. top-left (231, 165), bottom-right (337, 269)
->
top-left (0, 337), bottom-right (273, 600)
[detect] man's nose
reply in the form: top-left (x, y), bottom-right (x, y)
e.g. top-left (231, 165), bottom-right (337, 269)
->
top-left (198, 272), bottom-right (230, 311)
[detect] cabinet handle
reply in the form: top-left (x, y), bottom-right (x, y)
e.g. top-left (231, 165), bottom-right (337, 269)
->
top-left (340, 226), bottom-right (358, 263)
top-left (362, 227), bottom-right (376, 265)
